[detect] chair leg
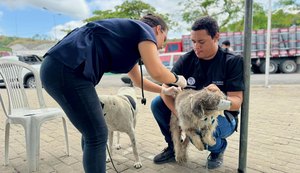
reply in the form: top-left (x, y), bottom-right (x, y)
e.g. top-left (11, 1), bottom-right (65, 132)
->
top-left (33, 122), bottom-right (42, 172)
top-left (25, 121), bottom-right (41, 172)
top-left (24, 122), bottom-right (36, 172)
top-left (4, 121), bottom-right (10, 166)
top-left (62, 117), bottom-right (70, 156)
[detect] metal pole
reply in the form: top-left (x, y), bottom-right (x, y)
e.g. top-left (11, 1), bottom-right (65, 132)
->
top-left (238, 0), bottom-right (253, 172)
top-left (265, 0), bottom-right (272, 87)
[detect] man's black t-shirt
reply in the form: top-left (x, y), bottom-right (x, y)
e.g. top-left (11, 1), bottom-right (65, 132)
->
top-left (172, 47), bottom-right (244, 117)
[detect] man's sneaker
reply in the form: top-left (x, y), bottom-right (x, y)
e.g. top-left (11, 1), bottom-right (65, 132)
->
top-left (153, 147), bottom-right (175, 164)
top-left (207, 152), bottom-right (224, 169)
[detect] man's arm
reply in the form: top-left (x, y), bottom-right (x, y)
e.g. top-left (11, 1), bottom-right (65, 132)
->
top-left (226, 91), bottom-right (243, 111)
top-left (206, 84), bottom-right (243, 111)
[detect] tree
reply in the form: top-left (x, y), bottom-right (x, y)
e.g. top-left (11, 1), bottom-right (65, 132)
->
top-left (277, 0), bottom-right (300, 9)
top-left (275, 0), bottom-right (300, 27)
top-left (179, 0), bottom-right (245, 29)
top-left (85, 0), bottom-right (176, 29)
top-left (222, 1), bottom-right (300, 32)
top-left (272, 10), bottom-right (300, 28)
top-left (223, 2), bottom-right (267, 32)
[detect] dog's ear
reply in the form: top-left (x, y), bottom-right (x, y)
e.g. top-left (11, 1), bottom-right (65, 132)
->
top-left (201, 90), bottom-right (223, 110)
top-left (191, 98), bottom-right (204, 118)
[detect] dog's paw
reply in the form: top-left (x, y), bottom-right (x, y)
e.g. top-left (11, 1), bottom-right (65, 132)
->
top-left (133, 162), bottom-right (142, 169)
top-left (207, 138), bottom-right (216, 146)
top-left (194, 143), bottom-right (205, 151)
top-left (203, 136), bottom-right (216, 146)
top-left (115, 144), bottom-right (121, 150)
top-left (192, 138), bottom-right (205, 151)
top-left (176, 155), bottom-right (187, 164)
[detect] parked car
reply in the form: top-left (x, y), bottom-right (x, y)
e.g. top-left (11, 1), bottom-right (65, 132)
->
top-left (121, 52), bottom-right (186, 86)
top-left (0, 55), bottom-right (43, 88)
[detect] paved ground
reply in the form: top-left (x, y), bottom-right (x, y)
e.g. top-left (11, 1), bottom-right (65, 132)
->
top-left (0, 74), bottom-right (299, 173)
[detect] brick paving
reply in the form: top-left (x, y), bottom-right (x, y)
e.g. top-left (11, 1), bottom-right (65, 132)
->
top-left (0, 78), bottom-right (299, 173)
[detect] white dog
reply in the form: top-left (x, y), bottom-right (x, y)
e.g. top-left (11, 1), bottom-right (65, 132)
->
top-left (99, 87), bottom-right (142, 169)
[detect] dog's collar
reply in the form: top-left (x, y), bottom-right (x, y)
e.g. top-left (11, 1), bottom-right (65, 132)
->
top-left (99, 101), bottom-right (107, 116)
top-left (124, 95), bottom-right (136, 110)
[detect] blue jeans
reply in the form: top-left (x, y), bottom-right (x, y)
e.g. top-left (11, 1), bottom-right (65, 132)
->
top-left (40, 57), bottom-right (107, 173)
top-left (151, 96), bottom-right (236, 154)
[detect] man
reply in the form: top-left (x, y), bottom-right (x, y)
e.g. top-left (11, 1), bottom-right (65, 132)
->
top-left (151, 16), bottom-right (244, 169)
top-left (221, 40), bottom-right (233, 52)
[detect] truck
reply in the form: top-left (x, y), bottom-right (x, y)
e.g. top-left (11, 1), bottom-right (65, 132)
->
top-left (164, 26), bottom-right (300, 74)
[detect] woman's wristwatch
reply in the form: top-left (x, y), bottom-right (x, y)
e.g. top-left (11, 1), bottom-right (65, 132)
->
top-left (172, 72), bottom-right (179, 83)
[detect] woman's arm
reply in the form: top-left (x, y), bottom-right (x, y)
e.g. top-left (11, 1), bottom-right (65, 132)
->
top-left (128, 64), bottom-right (162, 93)
top-left (138, 41), bottom-right (179, 85)
top-left (128, 64), bottom-right (183, 97)
top-left (160, 84), bottom-right (177, 115)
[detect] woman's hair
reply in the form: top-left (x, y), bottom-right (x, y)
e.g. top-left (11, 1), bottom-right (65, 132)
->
top-left (191, 16), bottom-right (219, 39)
top-left (140, 13), bottom-right (168, 31)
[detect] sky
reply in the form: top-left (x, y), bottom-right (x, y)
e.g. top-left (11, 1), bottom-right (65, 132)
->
top-left (0, 0), bottom-right (186, 40)
top-left (0, 0), bottom-right (292, 40)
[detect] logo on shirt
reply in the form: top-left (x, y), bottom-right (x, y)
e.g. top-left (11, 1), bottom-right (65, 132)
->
top-left (187, 77), bottom-right (196, 86)
top-left (212, 81), bottom-right (224, 86)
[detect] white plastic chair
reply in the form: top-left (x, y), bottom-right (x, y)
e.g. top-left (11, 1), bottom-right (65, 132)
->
top-left (0, 59), bottom-right (69, 172)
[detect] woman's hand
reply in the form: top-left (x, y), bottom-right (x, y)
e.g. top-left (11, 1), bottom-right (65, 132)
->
top-left (161, 86), bottom-right (182, 97)
top-left (174, 75), bottom-right (187, 88)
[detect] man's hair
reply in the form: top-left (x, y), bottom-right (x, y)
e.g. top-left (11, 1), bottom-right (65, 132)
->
top-left (140, 13), bottom-right (168, 31)
top-left (222, 40), bottom-right (230, 46)
top-left (191, 16), bottom-right (219, 38)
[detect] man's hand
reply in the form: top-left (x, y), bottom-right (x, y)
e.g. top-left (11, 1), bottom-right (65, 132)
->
top-left (205, 84), bottom-right (221, 92)
top-left (161, 86), bottom-right (182, 97)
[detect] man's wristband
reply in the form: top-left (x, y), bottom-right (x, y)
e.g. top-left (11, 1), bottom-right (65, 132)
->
top-left (172, 72), bottom-right (179, 83)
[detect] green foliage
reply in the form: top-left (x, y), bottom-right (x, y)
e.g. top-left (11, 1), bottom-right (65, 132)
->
top-left (0, 36), bottom-right (15, 52)
top-left (0, 36), bottom-right (54, 52)
top-left (0, 36), bottom-right (14, 47)
top-left (275, 0), bottom-right (300, 27)
top-left (86, 0), bottom-right (155, 21)
top-left (277, 0), bottom-right (300, 7)
top-left (179, 0), bottom-right (245, 29)
top-left (221, 1), bottom-right (299, 32)
top-left (85, 0), bottom-right (176, 29)
top-left (272, 10), bottom-right (300, 27)
top-left (115, 0), bottom-right (156, 19)
top-left (0, 47), bottom-right (11, 51)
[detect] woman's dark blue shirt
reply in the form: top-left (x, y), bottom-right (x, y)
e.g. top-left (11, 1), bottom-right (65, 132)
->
top-left (45, 18), bottom-right (157, 85)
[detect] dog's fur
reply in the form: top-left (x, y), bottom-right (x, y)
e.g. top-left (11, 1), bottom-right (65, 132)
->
top-left (170, 88), bottom-right (225, 163)
top-left (99, 87), bottom-right (142, 169)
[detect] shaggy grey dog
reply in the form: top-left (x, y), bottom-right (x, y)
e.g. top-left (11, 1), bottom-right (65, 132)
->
top-left (99, 87), bottom-right (142, 169)
top-left (170, 88), bottom-right (226, 163)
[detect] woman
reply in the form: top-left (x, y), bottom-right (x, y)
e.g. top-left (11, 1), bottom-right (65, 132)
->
top-left (40, 14), bottom-right (186, 173)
